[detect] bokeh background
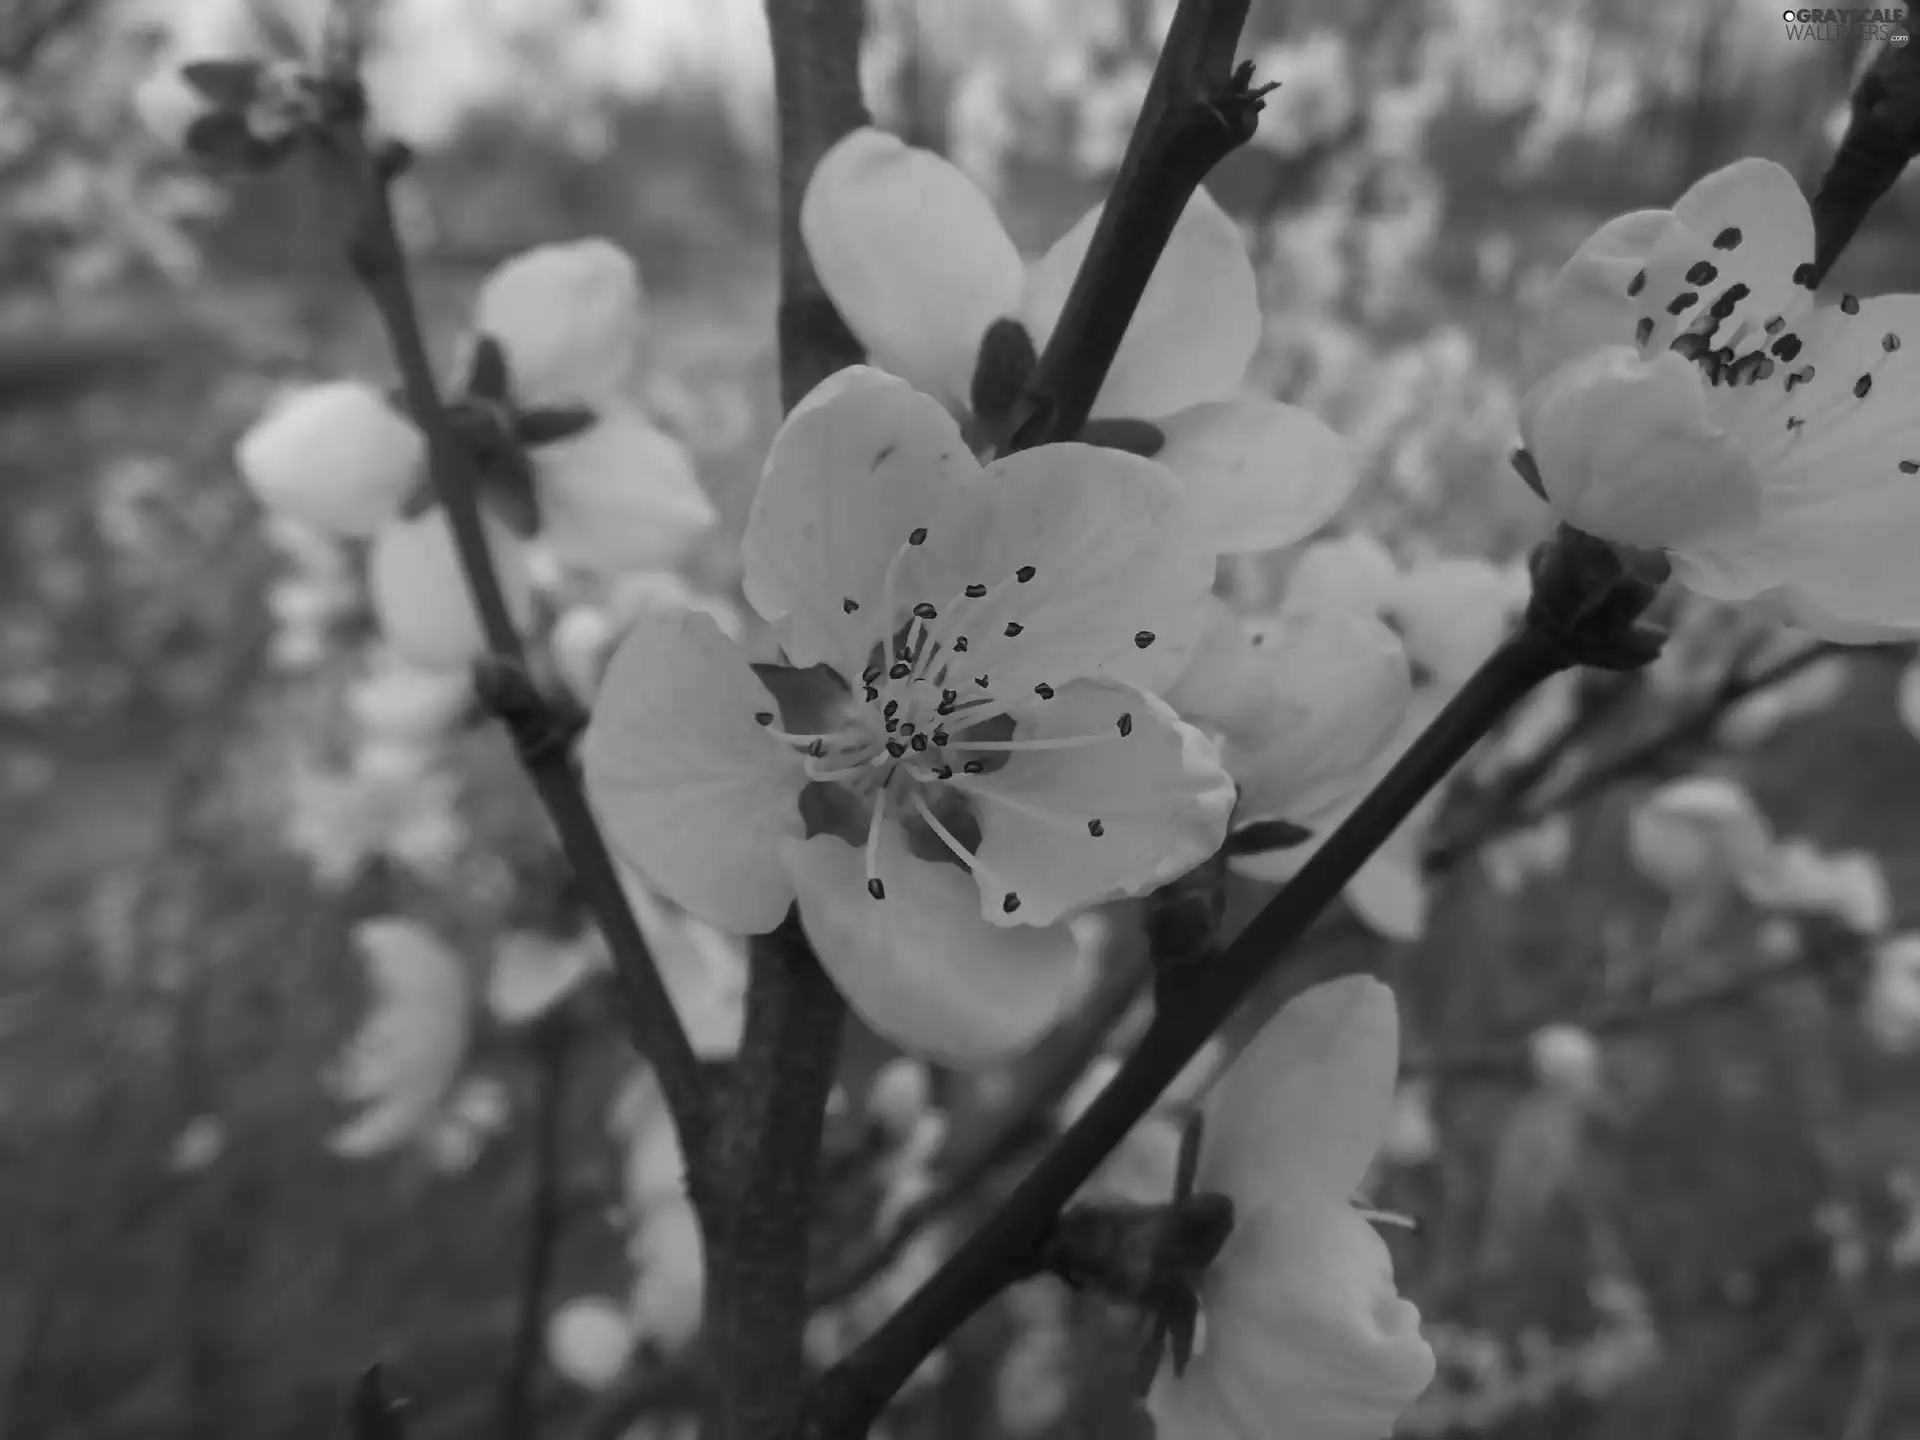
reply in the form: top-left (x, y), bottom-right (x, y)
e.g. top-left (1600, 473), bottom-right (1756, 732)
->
top-left (6, 1), bottom-right (1920, 1437)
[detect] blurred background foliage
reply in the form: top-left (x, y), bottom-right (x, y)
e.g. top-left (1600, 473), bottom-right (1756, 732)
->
top-left (6, 1), bottom-right (1920, 1438)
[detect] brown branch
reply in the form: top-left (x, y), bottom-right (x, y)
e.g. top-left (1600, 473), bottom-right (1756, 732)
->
top-left (312, 117), bottom-right (712, 1169)
top-left (1005, 0), bottom-right (1271, 450)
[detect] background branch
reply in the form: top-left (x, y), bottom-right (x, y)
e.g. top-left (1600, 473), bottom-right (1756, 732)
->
top-left (496, 1019), bottom-right (574, 1440)
top-left (314, 117), bottom-right (713, 1169)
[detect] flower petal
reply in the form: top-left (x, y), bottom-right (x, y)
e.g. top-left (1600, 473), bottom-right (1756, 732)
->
top-left (1342, 840), bottom-right (1430, 943)
top-left (1023, 186), bottom-right (1260, 420)
top-left (926, 442), bottom-right (1216, 696)
top-left (236, 381), bottom-right (421, 536)
top-left (1389, 555), bottom-right (1516, 688)
top-left (1282, 530), bottom-right (1402, 618)
top-left (1150, 1194), bottom-right (1433, 1440)
top-left (1225, 608), bottom-right (1412, 826)
top-left (742, 366), bottom-right (977, 680)
top-left (471, 238), bottom-right (643, 405)
top-left (367, 510), bottom-right (537, 670)
top-left (1520, 346), bottom-right (1763, 571)
top-left (1198, 975), bottom-right (1398, 1204)
top-left (1153, 397), bottom-right (1355, 555)
top-left (781, 832), bottom-right (1089, 1066)
top-left (956, 682), bottom-right (1234, 927)
top-left (534, 407), bottom-right (717, 573)
top-left (801, 127), bottom-right (1025, 410)
top-left (1521, 208), bottom-right (1678, 379)
top-left (581, 609), bottom-right (808, 934)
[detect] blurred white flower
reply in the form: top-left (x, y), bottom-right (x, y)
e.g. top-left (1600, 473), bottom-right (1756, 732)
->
top-left (1713, 654), bottom-right (1849, 747)
top-left (420, 1075), bottom-right (511, 1174)
top-left (1482, 814), bottom-right (1573, 895)
top-left (1380, 1079), bottom-right (1438, 1167)
top-left (620, 873), bottom-right (748, 1059)
top-left (611, 1067), bottom-right (688, 1213)
top-left (1148, 977), bottom-right (1434, 1437)
top-left (552, 603), bottom-right (618, 703)
top-left (1626, 776), bottom-right (1771, 894)
top-left (1529, 1024), bottom-right (1603, 1104)
top-left (235, 241), bottom-right (716, 668)
top-left (1899, 657), bottom-right (1920, 741)
top-left (866, 1056), bottom-right (933, 1137)
top-left (347, 649), bottom-right (473, 741)
top-left (326, 918), bottom-right (473, 1158)
top-left (1519, 158), bottom-right (1920, 640)
top-left (134, 64), bottom-right (216, 150)
top-left (548, 1295), bottom-right (633, 1390)
top-left (630, 1196), bottom-right (705, 1355)
top-left (1743, 839), bottom-right (1890, 934)
top-left (167, 1114), bottom-right (228, 1174)
top-left (487, 930), bottom-right (602, 1026)
top-left (996, 1280), bottom-right (1075, 1435)
top-left (1865, 934), bottom-right (1920, 1051)
top-left (1247, 32), bottom-right (1355, 158)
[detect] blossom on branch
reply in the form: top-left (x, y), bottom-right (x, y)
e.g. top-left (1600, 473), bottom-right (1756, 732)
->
top-left (1148, 976), bottom-right (1435, 1440)
top-left (582, 367), bottom-right (1233, 1064)
top-left (235, 239), bottom-right (717, 668)
top-left (1519, 158), bottom-right (1920, 640)
top-left (801, 128), bottom-right (1355, 556)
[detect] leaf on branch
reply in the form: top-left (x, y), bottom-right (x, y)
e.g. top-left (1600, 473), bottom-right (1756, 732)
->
top-left (515, 404), bottom-right (599, 448)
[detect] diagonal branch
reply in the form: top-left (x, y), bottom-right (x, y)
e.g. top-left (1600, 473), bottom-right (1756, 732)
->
top-left (314, 120), bottom-right (712, 1169)
top-left (1006, 0), bottom-right (1271, 451)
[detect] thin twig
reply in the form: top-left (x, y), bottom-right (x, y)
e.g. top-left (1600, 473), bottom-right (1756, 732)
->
top-left (312, 116), bottom-right (712, 1168)
top-left (1426, 639), bottom-right (1862, 871)
top-left (497, 1020), bottom-right (574, 1440)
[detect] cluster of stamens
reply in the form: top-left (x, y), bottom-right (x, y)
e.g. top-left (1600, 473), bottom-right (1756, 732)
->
top-left (1623, 225), bottom-right (1916, 472)
top-left (754, 524), bottom-right (1156, 911)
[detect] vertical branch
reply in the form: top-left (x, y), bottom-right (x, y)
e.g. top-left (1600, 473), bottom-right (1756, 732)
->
top-left (498, 1019), bottom-right (574, 1440)
top-left (695, 7), bottom-right (867, 1432)
top-left (701, 918), bottom-right (848, 1439)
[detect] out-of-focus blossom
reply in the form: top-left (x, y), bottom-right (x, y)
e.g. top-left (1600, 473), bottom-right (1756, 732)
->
top-left (584, 367), bottom-right (1228, 1066)
top-left (1714, 653), bottom-right (1849, 747)
top-left (1247, 32), bottom-right (1355, 158)
top-left (801, 128), bottom-right (1356, 557)
top-left (236, 241), bottom-right (716, 668)
top-left (420, 1075), bottom-right (510, 1174)
top-left (1898, 657), bottom-right (1920, 741)
top-left (1742, 839), bottom-right (1891, 934)
top-left (629, 1195), bottom-right (705, 1355)
top-left (1380, 1080), bottom-right (1438, 1167)
top-left (1482, 814), bottom-right (1573, 895)
top-left (997, 1278), bottom-right (1075, 1435)
top-left (866, 1056), bottom-right (933, 1137)
top-left (1519, 158), bottom-right (1920, 640)
top-left (552, 603), bottom-right (619, 703)
top-left (486, 930), bottom-right (602, 1026)
top-left (1864, 934), bottom-right (1920, 1051)
top-left (1148, 977), bottom-right (1435, 1438)
top-left (1626, 776), bottom-right (1771, 894)
top-left (1529, 1024), bottom-right (1603, 1104)
top-left (620, 873), bottom-right (748, 1059)
top-left (346, 647), bottom-right (473, 743)
top-left (547, 1296), bottom-right (632, 1389)
top-left (167, 1114), bottom-right (228, 1174)
top-left (326, 918), bottom-right (473, 1157)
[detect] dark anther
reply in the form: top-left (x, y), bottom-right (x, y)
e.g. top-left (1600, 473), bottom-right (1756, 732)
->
top-left (754, 711), bottom-right (773, 725)
top-left (843, 596), bottom-right (860, 613)
top-left (1901, 460), bottom-right (1919, 474)
top-left (1842, 293), bottom-right (1861, 315)
top-left (1792, 261), bottom-right (1817, 288)
top-left (884, 699), bottom-right (900, 718)
top-left (1087, 818), bottom-right (1105, 837)
top-left (1117, 713), bottom-right (1134, 737)
top-left (1666, 291), bottom-right (1698, 315)
top-left (964, 760), bottom-right (987, 774)
top-left (1016, 565), bottom-right (1036, 583)
top-left (885, 740), bottom-right (907, 758)
top-left (889, 661), bottom-right (912, 680)
top-left (868, 878), bottom-right (886, 900)
top-left (1713, 226), bottom-right (1742, 249)
top-left (1035, 683), bottom-right (1054, 699)
top-left (965, 583), bottom-right (988, 598)
top-left (1635, 317), bottom-right (1655, 345)
top-left (1627, 269), bottom-right (1647, 296)
top-left (908, 527), bottom-right (928, 545)
top-left (913, 602), bottom-right (938, 620)
top-left (935, 765), bottom-right (954, 779)
top-left (1771, 334), bottom-right (1803, 360)
top-left (1002, 892), bottom-right (1021, 914)
top-left (1004, 622), bottom-right (1024, 637)
top-left (1886, 333), bottom-right (1903, 352)
top-left (910, 734), bottom-right (929, 751)
top-left (1686, 260), bottom-right (1718, 285)
top-left (1134, 631), bottom-right (1156, 649)
top-left (1856, 373), bottom-right (1873, 398)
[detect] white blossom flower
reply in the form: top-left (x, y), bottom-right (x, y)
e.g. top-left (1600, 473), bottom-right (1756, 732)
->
top-left (801, 128), bottom-right (1356, 556)
top-left (866, 1057), bottom-right (933, 1136)
top-left (1519, 158), bottom-right (1920, 639)
top-left (547, 1296), bottom-right (632, 1390)
top-left (1380, 1081), bottom-right (1438, 1167)
top-left (1626, 776), bottom-right (1772, 894)
top-left (1246, 32), bottom-right (1356, 159)
top-left (235, 240), bottom-right (717, 669)
top-left (1742, 839), bottom-right (1891, 934)
top-left (630, 1195), bottom-right (705, 1355)
top-left (1481, 815), bottom-right (1573, 895)
top-left (1148, 977), bottom-right (1435, 1439)
top-left (486, 930), bottom-right (601, 1026)
top-left (326, 918), bottom-right (473, 1157)
top-left (583, 367), bottom-right (1232, 1064)
top-left (1865, 934), bottom-right (1920, 1051)
top-left (346, 647), bottom-right (473, 743)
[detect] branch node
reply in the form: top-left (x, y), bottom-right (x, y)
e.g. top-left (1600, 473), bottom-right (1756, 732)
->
top-left (473, 658), bottom-right (588, 768)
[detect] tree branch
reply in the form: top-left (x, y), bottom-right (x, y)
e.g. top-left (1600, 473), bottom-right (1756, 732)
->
top-left (1006, 0), bottom-right (1270, 450)
top-left (791, 623), bottom-right (1572, 1436)
top-left (313, 119), bottom-right (712, 1169)
top-left (497, 1019), bottom-right (574, 1440)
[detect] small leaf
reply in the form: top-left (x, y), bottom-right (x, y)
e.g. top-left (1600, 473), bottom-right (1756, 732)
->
top-left (180, 58), bottom-right (264, 109)
top-left (514, 404), bottom-right (598, 448)
top-left (1077, 417), bottom-right (1166, 458)
top-left (1510, 447), bottom-right (1547, 500)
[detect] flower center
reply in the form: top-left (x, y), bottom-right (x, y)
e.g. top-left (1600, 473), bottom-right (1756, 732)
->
top-left (758, 530), bottom-right (1138, 906)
